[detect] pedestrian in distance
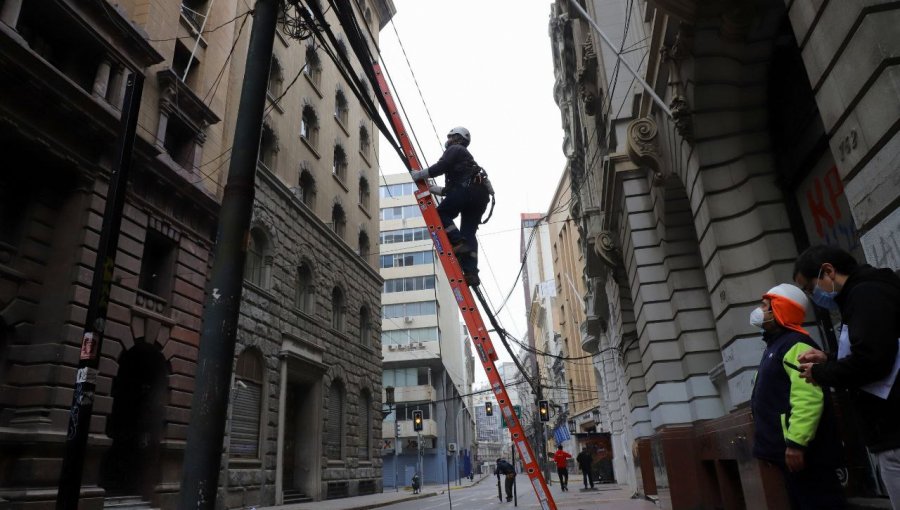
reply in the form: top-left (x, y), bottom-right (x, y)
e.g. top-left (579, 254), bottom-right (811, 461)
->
top-left (411, 473), bottom-right (420, 494)
top-left (494, 458), bottom-right (516, 502)
top-left (576, 446), bottom-right (594, 489)
top-left (749, 283), bottom-right (846, 509)
top-left (793, 245), bottom-right (900, 509)
top-left (551, 444), bottom-right (572, 491)
top-left (409, 127), bottom-right (494, 287)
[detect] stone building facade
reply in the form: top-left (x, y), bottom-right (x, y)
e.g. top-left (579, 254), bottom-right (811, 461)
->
top-left (0, 0), bottom-right (394, 508)
top-left (550, 0), bottom-right (899, 508)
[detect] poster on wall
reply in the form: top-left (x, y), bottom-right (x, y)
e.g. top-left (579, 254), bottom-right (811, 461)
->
top-left (794, 154), bottom-right (864, 262)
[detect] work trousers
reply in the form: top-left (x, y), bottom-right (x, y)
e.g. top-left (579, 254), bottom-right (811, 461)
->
top-left (782, 463), bottom-right (846, 510)
top-left (556, 467), bottom-right (569, 489)
top-left (436, 185), bottom-right (489, 274)
top-left (875, 447), bottom-right (900, 510)
top-left (581, 467), bottom-right (594, 489)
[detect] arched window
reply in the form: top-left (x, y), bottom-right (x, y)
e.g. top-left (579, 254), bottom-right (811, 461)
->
top-left (335, 38), bottom-right (348, 61)
top-left (359, 126), bottom-right (370, 157)
top-left (331, 286), bottom-right (345, 330)
top-left (359, 305), bottom-right (371, 346)
top-left (359, 390), bottom-right (372, 459)
top-left (298, 168), bottom-right (316, 207)
top-left (245, 228), bottom-right (268, 288)
top-left (300, 105), bottom-right (319, 148)
top-left (327, 380), bottom-right (344, 459)
top-left (296, 262), bottom-right (315, 314)
top-left (267, 56), bottom-right (283, 98)
top-left (258, 123), bottom-right (277, 171)
top-left (358, 230), bottom-right (370, 259)
top-left (231, 348), bottom-right (264, 458)
top-left (332, 145), bottom-right (347, 181)
top-left (331, 203), bottom-right (346, 239)
top-left (304, 44), bottom-right (322, 88)
top-left (358, 176), bottom-right (370, 210)
top-left (334, 89), bottom-right (349, 126)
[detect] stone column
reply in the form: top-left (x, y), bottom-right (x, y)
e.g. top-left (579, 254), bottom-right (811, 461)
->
top-left (0, 0), bottom-right (23, 29)
top-left (275, 358), bottom-right (288, 504)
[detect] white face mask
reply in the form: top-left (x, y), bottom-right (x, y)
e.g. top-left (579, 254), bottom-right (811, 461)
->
top-left (749, 307), bottom-right (772, 329)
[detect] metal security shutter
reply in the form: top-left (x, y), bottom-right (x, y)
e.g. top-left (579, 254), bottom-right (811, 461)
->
top-left (231, 380), bottom-right (261, 457)
top-left (327, 384), bottom-right (343, 458)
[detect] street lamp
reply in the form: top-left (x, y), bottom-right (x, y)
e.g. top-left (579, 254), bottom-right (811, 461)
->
top-left (381, 386), bottom-right (398, 492)
top-left (567, 419), bottom-right (577, 435)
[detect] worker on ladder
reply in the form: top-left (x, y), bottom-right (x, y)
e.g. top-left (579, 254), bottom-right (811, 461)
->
top-left (410, 126), bottom-right (493, 286)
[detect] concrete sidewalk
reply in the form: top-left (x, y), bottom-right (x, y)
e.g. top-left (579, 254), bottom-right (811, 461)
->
top-left (258, 474), bottom-right (491, 510)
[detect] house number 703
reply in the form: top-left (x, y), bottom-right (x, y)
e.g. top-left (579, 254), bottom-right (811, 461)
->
top-left (837, 129), bottom-right (858, 161)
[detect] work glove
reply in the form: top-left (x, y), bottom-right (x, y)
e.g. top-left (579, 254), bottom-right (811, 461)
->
top-left (428, 185), bottom-right (445, 196)
top-left (409, 169), bottom-right (430, 182)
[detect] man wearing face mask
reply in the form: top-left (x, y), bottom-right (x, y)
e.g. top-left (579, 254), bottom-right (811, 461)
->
top-left (793, 245), bottom-right (900, 508)
top-left (749, 283), bottom-right (845, 509)
top-left (409, 127), bottom-right (493, 286)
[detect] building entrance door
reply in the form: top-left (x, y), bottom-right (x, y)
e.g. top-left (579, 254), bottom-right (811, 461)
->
top-left (100, 342), bottom-right (167, 498)
top-left (283, 380), bottom-right (317, 497)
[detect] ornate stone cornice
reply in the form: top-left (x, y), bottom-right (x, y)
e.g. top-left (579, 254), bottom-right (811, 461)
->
top-left (577, 34), bottom-right (600, 116)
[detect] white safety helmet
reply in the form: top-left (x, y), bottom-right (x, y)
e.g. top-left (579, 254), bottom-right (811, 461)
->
top-left (447, 126), bottom-right (471, 146)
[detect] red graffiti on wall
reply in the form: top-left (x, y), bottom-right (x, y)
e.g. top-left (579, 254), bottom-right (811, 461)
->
top-left (805, 165), bottom-right (844, 238)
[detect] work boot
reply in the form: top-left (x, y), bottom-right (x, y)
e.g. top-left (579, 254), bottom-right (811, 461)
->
top-left (464, 271), bottom-right (480, 286)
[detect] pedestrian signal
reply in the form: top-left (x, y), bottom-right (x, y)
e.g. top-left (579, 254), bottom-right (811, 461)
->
top-left (485, 401), bottom-right (493, 416)
top-left (413, 410), bottom-right (423, 431)
top-left (539, 400), bottom-right (550, 422)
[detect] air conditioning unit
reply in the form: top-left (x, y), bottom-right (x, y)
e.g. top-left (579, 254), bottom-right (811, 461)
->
top-left (388, 345), bottom-right (397, 351)
top-left (404, 316), bottom-right (414, 324)
top-left (417, 342), bottom-right (424, 348)
top-left (447, 442), bottom-right (457, 453)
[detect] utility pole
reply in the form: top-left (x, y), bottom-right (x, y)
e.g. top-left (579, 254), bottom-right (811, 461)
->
top-left (56, 72), bottom-right (144, 510)
top-left (177, 2), bottom-right (278, 509)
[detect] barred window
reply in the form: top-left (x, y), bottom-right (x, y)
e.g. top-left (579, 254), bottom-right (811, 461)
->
top-left (327, 381), bottom-right (344, 459)
top-left (230, 349), bottom-right (264, 458)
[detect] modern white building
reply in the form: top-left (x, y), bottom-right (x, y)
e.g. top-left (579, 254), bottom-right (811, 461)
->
top-left (378, 173), bottom-right (474, 487)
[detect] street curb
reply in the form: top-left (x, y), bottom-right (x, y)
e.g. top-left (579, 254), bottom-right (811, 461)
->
top-left (335, 491), bottom-right (441, 510)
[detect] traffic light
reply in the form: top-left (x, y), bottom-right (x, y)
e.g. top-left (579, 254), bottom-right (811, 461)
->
top-left (413, 410), bottom-right (423, 431)
top-left (539, 400), bottom-right (550, 422)
top-left (485, 401), bottom-right (493, 416)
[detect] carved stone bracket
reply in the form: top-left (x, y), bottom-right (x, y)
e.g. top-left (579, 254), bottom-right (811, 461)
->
top-left (626, 117), bottom-right (669, 185)
top-left (661, 23), bottom-right (695, 143)
top-left (594, 230), bottom-right (622, 269)
top-left (577, 34), bottom-right (601, 116)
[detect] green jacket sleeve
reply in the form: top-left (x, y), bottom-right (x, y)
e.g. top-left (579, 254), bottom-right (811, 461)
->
top-left (782, 343), bottom-right (825, 448)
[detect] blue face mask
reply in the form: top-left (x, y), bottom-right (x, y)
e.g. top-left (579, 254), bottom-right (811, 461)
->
top-left (811, 267), bottom-right (839, 310)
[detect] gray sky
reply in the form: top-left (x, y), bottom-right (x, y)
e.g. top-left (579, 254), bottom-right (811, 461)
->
top-left (376, 1), bottom-right (566, 385)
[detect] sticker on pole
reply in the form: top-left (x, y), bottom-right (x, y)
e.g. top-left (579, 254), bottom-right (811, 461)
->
top-left (76, 367), bottom-right (97, 385)
top-left (516, 440), bottom-right (533, 465)
top-left (429, 231), bottom-right (445, 254)
top-left (80, 332), bottom-right (97, 361)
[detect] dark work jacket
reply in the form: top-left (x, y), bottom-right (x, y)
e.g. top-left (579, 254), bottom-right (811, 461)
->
top-left (426, 144), bottom-right (481, 190)
top-left (811, 265), bottom-right (900, 452)
top-left (494, 460), bottom-right (515, 475)
top-left (751, 329), bottom-right (842, 467)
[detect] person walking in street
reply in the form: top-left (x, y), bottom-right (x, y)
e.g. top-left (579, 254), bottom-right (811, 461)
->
top-left (494, 458), bottom-right (516, 502)
top-left (409, 127), bottom-right (493, 286)
top-left (749, 283), bottom-right (846, 509)
top-left (576, 446), bottom-right (594, 489)
top-left (551, 445), bottom-right (572, 491)
top-left (793, 245), bottom-right (900, 509)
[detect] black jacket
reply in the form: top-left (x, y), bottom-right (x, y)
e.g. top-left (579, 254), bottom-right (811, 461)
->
top-left (751, 329), bottom-right (841, 467)
top-left (810, 265), bottom-right (900, 452)
top-left (494, 460), bottom-right (515, 475)
top-left (426, 145), bottom-right (481, 190)
top-left (576, 451), bottom-right (592, 470)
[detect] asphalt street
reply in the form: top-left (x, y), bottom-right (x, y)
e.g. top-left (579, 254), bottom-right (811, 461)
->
top-left (374, 475), bottom-right (657, 510)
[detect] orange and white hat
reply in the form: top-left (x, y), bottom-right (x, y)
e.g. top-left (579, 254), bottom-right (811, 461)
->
top-left (763, 283), bottom-right (809, 336)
